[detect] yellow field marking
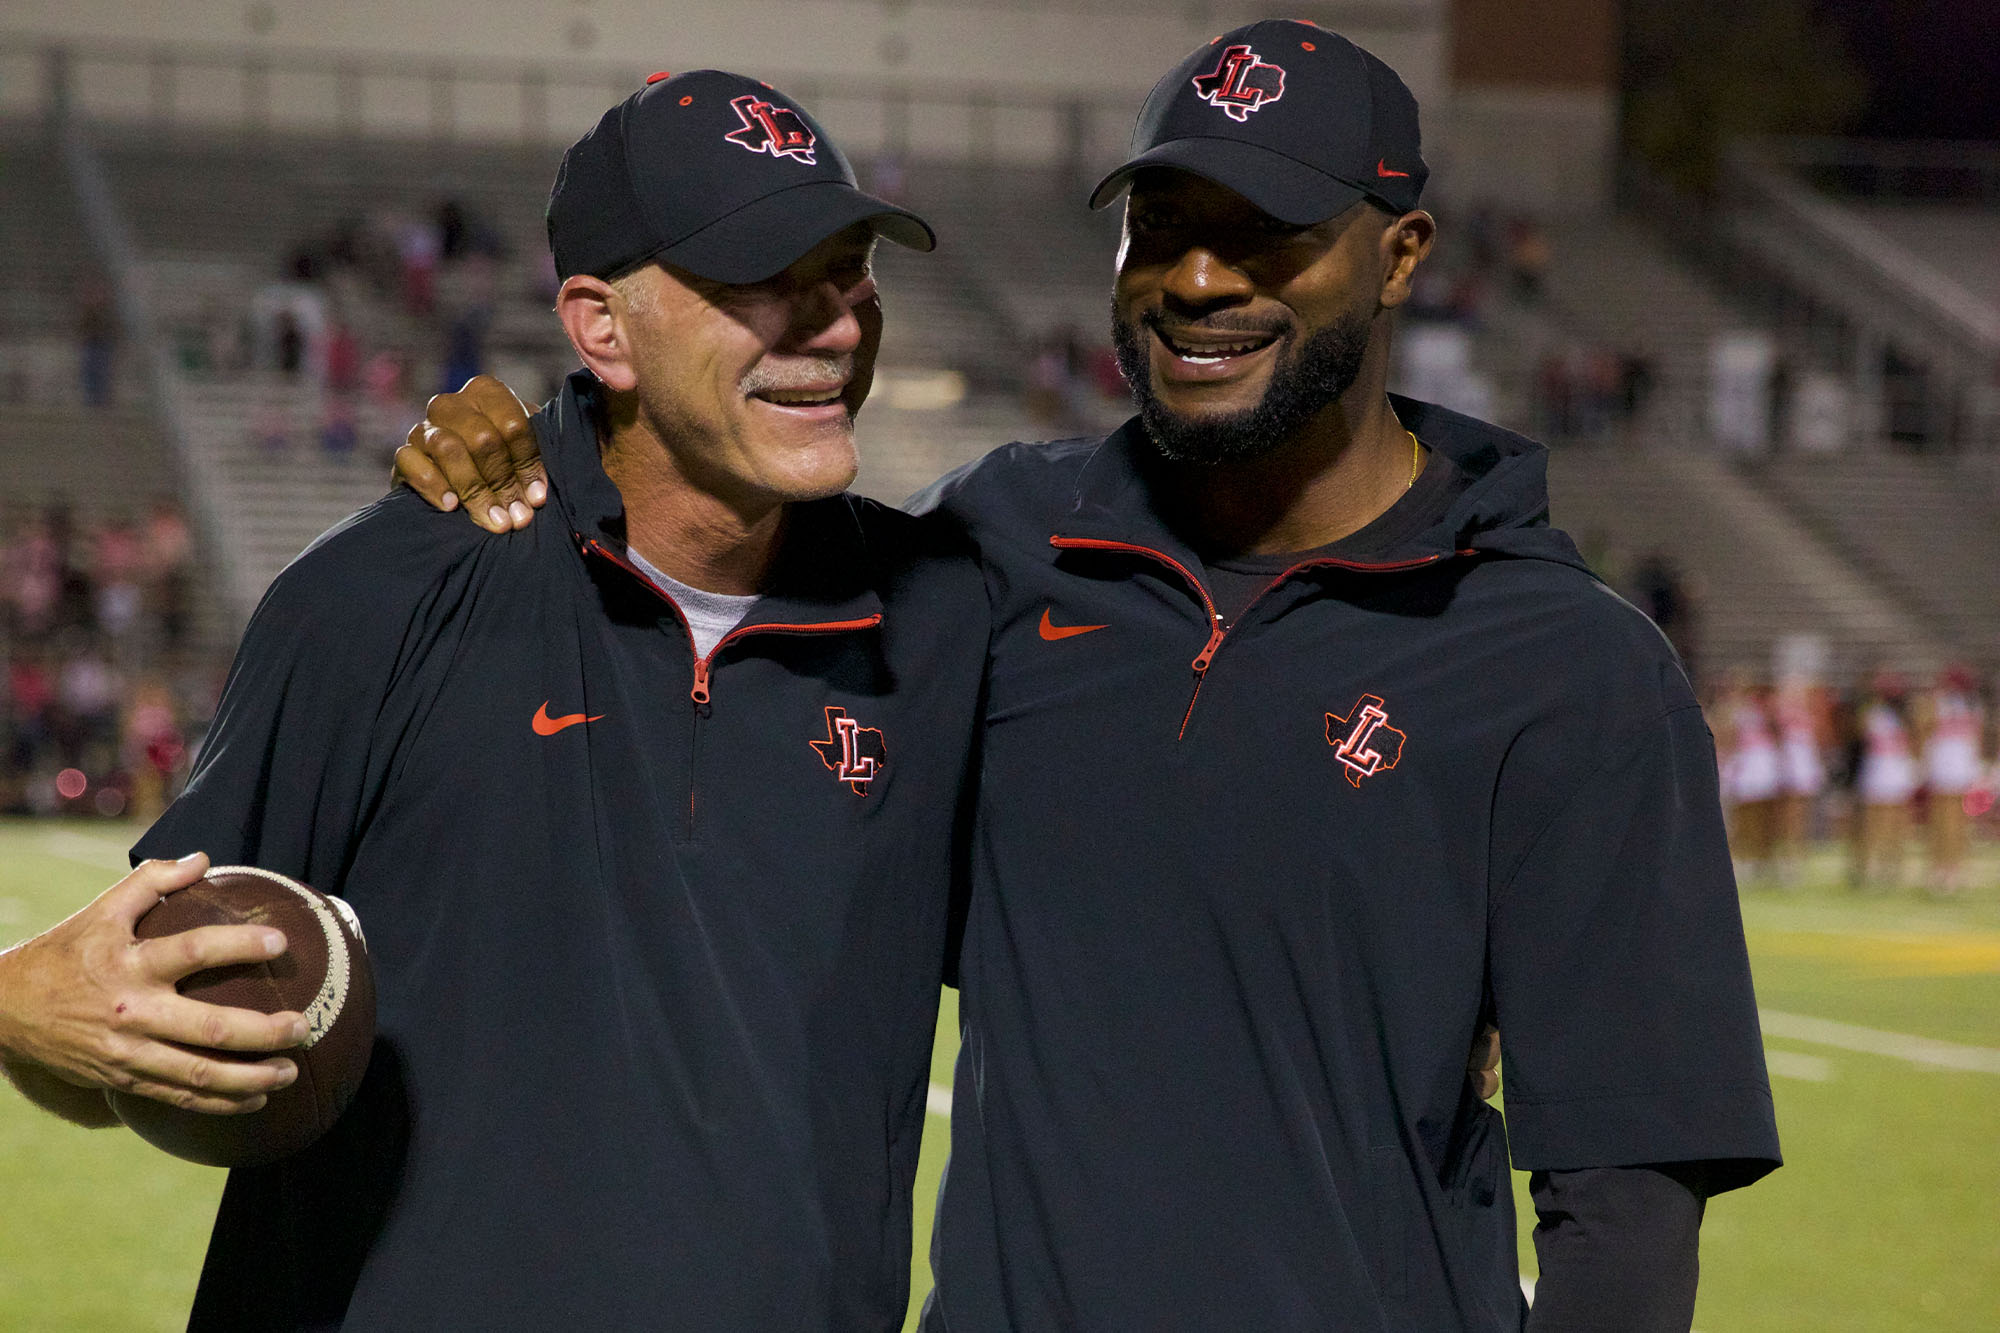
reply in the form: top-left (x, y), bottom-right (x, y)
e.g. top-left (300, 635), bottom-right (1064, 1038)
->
top-left (1749, 927), bottom-right (2000, 977)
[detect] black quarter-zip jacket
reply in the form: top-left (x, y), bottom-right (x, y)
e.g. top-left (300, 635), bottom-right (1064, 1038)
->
top-left (912, 396), bottom-right (1780, 1331)
top-left (133, 372), bottom-right (986, 1331)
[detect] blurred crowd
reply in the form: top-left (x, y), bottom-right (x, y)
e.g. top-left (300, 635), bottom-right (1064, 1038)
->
top-left (165, 197), bottom-right (568, 466)
top-left (1709, 665), bottom-right (1998, 896)
top-left (0, 498), bottom-right (223, 822)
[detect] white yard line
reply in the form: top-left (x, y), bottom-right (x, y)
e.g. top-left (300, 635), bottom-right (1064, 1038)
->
top-left (1761, 1008), bottom-right (2000, 1075)
top-left (1763, 1049), bottom-right (1834, 1082)
top-left (927, 1082), bottom-right (954, 1118)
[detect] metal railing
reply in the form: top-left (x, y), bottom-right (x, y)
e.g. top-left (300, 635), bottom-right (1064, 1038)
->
top-left (1716, 139), bottom-right (2000, 453)
top-left (1752, 136), bottom-right (2000, 204)
top-left (55, 110), bottom-right (251, 635)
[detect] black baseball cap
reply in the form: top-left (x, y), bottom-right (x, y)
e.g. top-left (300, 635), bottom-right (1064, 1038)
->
top-left (548, 69), bottom-right (935, 285)
top-left (1089, 21), bottom-right (1428, 225)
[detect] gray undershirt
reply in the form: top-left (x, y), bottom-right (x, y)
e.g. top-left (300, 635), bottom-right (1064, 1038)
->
top-left (625, 547), bottom-right (760, 658)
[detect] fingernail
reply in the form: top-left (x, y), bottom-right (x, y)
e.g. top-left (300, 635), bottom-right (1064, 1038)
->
top-left (487, 505), bottom-right (507, 529)
top-left (175, 851), bottom-right (204, 865)
top-left (441, 491), bottom-right (459, 511)
top-left (509, 501), bottom-right (531, 526)
top-left (526, 480), bottom-right (547, 504)
top-left (289, 1018), bottom-right (310, 1044)
top-left (261, 930), bottom-right (286, 957)
top-left (277, 1061), bottom-right (298, 1086)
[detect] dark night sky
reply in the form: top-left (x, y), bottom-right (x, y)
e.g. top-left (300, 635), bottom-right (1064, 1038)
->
top-left (1815, 0), bottom-right (2000, 139)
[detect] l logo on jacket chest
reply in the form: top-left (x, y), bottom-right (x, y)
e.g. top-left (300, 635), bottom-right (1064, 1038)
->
top-left (811, 706), bottom-right (887, 795)
top-left (1326, 694), bottom-right (1405, 787)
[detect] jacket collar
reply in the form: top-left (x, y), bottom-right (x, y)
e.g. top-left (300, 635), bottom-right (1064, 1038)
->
top-left (539, 370), bottom-right (885, 628)
top-left (1058, 393), bottom-right (1587, 573)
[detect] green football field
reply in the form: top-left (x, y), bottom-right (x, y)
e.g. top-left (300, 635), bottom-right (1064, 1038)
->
top-left (2, 819), bottom-right (1995, 1330)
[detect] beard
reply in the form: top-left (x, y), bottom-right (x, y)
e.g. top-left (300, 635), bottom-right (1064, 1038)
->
top-left (1111, 305), bottom-right (1372, 466)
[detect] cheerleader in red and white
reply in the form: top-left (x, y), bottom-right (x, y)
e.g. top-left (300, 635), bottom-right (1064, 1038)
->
top-left (1853, 672), bottom-right (1918, 889)
top-left (1714, 670), bottom-right (1781, 883)
top-left (1773, 675), bottom-right (1828, 886)
top-left (1915, 665), bottom-right (1988, 895)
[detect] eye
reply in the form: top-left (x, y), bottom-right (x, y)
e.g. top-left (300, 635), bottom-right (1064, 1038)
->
top-left (1251, 213), bottom-right (1308, 238)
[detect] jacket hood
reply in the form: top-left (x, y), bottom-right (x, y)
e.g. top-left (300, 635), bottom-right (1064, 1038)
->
top-left (1060, 393), bottom-right (1591, 575)
top-left (1387, 393), bottom-right (1591, 573)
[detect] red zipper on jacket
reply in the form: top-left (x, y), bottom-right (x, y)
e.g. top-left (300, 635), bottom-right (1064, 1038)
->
top-left (1049, 535), bottom-right (1467, 740)
top-left (582, 535), bottom-right (883, 836)
top-left (582, 537), bottom-right (882, 703)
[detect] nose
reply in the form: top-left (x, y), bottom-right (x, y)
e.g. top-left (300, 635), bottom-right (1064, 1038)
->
top-left (1159, 245), bottom-right (1253, 312)
top-left (789, 278), bottom-right (866, 355)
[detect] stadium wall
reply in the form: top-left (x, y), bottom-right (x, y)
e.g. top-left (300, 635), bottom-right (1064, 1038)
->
top-left (0, 1), bottom-right (1446, 175)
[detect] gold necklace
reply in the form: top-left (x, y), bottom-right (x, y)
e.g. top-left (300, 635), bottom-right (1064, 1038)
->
top-left (1406, 430), bottom-right (1422, 490)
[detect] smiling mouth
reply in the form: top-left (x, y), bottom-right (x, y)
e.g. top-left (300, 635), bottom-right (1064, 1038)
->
top-left (751, 386), bottom-right (848, 409)
top-left (1152, 325), bottom-right (1281, 365)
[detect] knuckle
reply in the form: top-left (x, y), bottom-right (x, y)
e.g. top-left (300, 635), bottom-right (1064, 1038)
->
top-left (182, 1057), bottom-right (212, 1092)
top-left (199, 1012), bottom-right (231, 1049)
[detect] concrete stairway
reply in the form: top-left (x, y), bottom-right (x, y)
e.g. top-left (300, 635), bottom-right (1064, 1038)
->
top-left (1545, 444), bottom-right (1942, 679)
top-left (1537, 213), bottom-right (1752, 446)
top-left (1746, 450), bottom-right (2000, 666)
top-left (163, 376), bottom-right (401, 619)
top-left (898, 161), bottom-right (1124, 349)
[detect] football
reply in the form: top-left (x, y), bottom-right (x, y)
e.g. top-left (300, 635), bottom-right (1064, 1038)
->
top-left (106, 866), bottom-right (376, 1168)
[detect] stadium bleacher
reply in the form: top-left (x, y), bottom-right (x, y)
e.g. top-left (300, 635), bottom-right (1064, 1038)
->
top-left (9, 108), bottom-right (1990, 683)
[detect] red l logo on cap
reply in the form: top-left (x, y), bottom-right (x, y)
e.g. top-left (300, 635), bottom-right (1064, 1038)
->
top-left (1191, 44), bottom-right (1286, 122)
top-left (1376, 158), bottom-right (1411, 178)
top-left (725, 95), bottom-right (818, 164)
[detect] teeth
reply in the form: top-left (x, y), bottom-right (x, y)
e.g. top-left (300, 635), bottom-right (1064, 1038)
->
top-left (761, 389), bottom-right (842, 405)
top-left (1162, 333), bottom-right (1273, 360)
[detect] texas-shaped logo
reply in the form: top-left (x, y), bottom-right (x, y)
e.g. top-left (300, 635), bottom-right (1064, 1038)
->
top-left (811, 705), bottom-right (886, 795)
top-left (725, 94), bottom-right (818, 164)
top-left (1191, 44), bottom-right (1286, 122)
top-left (1325, 694), bottom-right (1405, 788)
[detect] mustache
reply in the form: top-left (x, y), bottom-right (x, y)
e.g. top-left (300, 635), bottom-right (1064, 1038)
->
top-left (739, 356), bottom-right (854, 395)
top-left (1140, 308), bottom-right (1293, 339)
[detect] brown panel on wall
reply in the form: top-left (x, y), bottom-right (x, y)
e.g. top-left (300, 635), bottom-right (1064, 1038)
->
top-left (1450, 0), bottom-right (1616, 89)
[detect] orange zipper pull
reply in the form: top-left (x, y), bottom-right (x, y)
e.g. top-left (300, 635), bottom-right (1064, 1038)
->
top-left (690, 657), bottom-right (712, 705)
top-left (1191, 616), bottom-right (1226, 673)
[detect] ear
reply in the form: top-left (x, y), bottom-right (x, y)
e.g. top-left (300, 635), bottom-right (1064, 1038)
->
top-left (556, 275), bottom-right (637, 392)
top-left (1377, 209), bottom-right (1436, 310)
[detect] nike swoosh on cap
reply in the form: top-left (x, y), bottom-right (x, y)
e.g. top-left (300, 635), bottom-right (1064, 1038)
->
top-left (533, 701), bottom-right (605, 735)
top-left (1038, 608), bottom-right (1107, 641)
top-left (1376, 158), bottom-right (1410, 178)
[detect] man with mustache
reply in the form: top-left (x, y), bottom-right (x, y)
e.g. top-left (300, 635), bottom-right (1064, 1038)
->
top-left (0, 70), bottom-right (985, 1329)
top-left (414, 22), bottom-right (1781, 1330)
